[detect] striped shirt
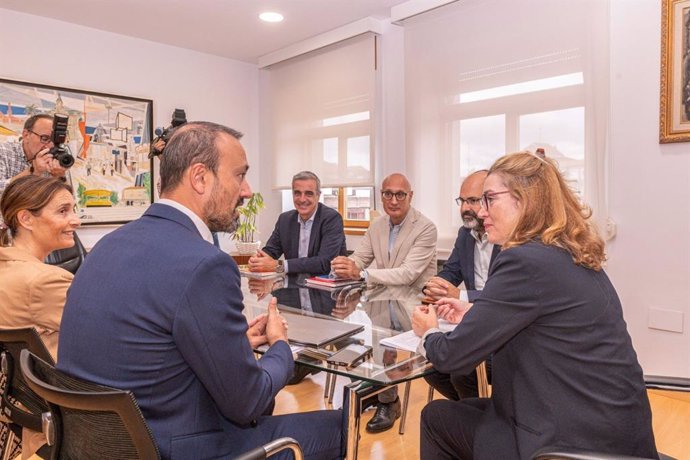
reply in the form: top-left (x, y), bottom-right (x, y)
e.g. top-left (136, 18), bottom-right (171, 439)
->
top-left (0, 141), bottom-right (29, 193)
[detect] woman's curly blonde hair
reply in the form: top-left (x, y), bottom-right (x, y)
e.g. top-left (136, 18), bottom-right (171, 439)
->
top-left (489, 151), bottom-right (606, 271)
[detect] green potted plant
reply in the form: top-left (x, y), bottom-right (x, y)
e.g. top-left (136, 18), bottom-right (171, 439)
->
top-left (232, 192), bottom-right (265, 255)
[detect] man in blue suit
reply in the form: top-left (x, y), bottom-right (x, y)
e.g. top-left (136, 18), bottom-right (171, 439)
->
top-left (423, 170), bottom-right (500, 303)
top-left (58, 122), bottom-right (344, 459)
top-left (422, 170), bottom-right (499, 400)
top-left (248, 171), bottom-right (347, 276)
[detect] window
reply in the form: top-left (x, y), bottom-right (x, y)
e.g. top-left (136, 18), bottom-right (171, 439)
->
top-left (519, 107), bottom-right (585, 195)
top-left (281, 186), bottom-right (374, 230)
top-left (402, 0), bottom-right (609, 239)
top-left (263, 33), bottom-right (377, 230)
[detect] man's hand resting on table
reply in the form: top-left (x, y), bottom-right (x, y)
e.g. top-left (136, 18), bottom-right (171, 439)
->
top-left (422, 276), bottom-right (460, 303)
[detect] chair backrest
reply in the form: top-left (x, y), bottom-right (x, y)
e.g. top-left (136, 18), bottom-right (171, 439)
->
top-left (476, 360), bottom-right (491, 398)
top-left (44, 232), bottom-right (87, 274)
top-left (0, 327), bottom-right (54, 433)
top-left (20, 350), bottom-right (160, 460)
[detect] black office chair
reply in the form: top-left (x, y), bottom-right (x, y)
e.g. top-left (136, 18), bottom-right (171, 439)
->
top-left (0, 327), bottom-right (54, 456)
top-left (20, 349), bottom-right (160, 459)
top-left (532, 445), bottom-right (676, 460)
top-left (20, 350), bottom-right (304, 460)
top-left (44, 232), bottom-right (87, 274)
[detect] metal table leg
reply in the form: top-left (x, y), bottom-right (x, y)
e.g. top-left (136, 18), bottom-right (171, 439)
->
top-left (398, 381), bottom-right (412, 435)
top-left (324, 369), bottom-right (332, 399)
top-left (345, 381), bottom-right (364, 460)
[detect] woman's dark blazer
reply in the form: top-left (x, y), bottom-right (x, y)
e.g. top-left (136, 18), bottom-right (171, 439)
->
top-left (424, 241), bottom-right (657, 459)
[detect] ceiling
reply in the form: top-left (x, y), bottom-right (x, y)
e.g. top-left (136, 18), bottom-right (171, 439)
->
top-left (0, 0), bottom-right (408, 63)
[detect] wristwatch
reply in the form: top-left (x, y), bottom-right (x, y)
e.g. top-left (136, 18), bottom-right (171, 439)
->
top-left (275, 259), bottom-right (285, 273)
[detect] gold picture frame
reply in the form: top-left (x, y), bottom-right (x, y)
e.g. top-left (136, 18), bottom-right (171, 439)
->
top-left (660, 0), bottom-right (690, 143)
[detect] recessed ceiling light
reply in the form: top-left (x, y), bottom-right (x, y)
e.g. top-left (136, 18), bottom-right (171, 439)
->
top-left (259, 11), bottom-right (284, 23)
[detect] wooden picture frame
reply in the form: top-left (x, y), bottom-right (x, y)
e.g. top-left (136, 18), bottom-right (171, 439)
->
top-left (0, 78), bottom-right (153, 224)
top-left (660, 0), bottom-right (690, 143)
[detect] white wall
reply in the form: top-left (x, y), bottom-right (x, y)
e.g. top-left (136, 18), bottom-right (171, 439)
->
top-left (4, 4), bottom-right (687, 378)
top-left (607, 0), bottom-right (690, 378)
top-left (0, 8), bottom-right (259, 251)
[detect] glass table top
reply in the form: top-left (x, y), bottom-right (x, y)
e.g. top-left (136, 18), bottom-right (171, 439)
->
top-left (241, 274), bottom-right (434, 385)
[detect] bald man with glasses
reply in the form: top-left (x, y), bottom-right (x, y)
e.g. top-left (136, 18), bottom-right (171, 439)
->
top-left (422, 170), bottom-right (500, 401)
top-left (331, 173), bottom-right (437, 290)
top-left (331, 172), bottom-right (437, 433)
top-left (423, 170), bottom-right (500, 304)
top-left (0, 114), bottom-right (67, 193)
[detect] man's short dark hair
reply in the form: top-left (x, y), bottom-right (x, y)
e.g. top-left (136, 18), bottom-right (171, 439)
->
top-left (292, 171), bottom-right (321, 194)
top-left (159, 122), bottom-right (243, 193)
top-left (23, 114), bottom-right (53, 131)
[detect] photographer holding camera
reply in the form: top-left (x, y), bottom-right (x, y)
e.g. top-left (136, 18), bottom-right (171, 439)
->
top-left (0, 114), bottom-right (69, 193)
top-left (149, 108), bottom-right (187, 158)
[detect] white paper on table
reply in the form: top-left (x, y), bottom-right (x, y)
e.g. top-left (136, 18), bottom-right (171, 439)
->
top-left (379, 319), bottom-right (457, 353)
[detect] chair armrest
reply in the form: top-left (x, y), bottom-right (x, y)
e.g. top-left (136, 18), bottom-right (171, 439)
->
top-left (233, 437), bottom-right (303, 460)
top-left (532, 446), bottom-right (663, 460)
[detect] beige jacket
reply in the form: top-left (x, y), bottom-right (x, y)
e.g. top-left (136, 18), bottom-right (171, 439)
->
top-left (0, 246), bottom-right (72, 361)
top-left (350, 207), bottom-right (437, 290)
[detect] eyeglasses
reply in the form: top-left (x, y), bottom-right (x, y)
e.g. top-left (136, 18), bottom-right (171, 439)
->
top-left (381, 190), bottom-right (408, 201)
top-left (27, 130), bottom-right (52, 144)
top-left (480, 190), bottom-right (511, 209)
top-left (455, 196), bottom-right (482, 207)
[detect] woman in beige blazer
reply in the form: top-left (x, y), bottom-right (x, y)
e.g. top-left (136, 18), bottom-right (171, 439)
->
top-left (0, 175), bottom-right (80, 360)
top-left (1, 175), bottom-right (80, 458)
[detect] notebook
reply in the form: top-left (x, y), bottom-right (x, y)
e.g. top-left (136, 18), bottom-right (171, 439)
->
top-left (280, 311), bottom-right (364, 347)
top-left (304, 274), bottom-right (363, 290)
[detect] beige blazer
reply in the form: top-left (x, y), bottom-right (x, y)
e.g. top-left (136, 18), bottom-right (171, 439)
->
top-left (0, 246), bottom-right (72, 361)
top-left (350, 207), bottom-right (437, 290)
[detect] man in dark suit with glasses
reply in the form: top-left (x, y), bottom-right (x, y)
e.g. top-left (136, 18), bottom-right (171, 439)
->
top-left (422, 170), bottom-right (500, 400)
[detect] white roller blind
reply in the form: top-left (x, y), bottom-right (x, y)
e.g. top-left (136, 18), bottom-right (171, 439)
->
top-left (262, 34), bottom-right (377, 189)
top-left (402, 0), bottom-right (610, 239)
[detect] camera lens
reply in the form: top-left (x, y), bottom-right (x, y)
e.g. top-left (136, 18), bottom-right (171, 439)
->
top-left (57, 151), bottom-right (74, 168)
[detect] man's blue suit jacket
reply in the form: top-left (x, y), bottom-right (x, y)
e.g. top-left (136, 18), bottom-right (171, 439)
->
top-left (437, 227), bottom-right (500, 301)
top-left (263, 202), bottom-right (347, 275)
top-left (57, 204), bottom-right (295, 459)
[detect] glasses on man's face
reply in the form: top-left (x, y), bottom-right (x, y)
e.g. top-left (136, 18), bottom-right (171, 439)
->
top-left (381, 190), bottom-right (408, 201)
top-left (480, 190), bottom-right (511, 209)
top-left (455, 196), bottom-right (482, 207)
top-left (28, 130), bottom-right (52, 144)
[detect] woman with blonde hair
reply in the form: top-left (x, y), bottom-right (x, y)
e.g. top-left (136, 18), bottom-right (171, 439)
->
top-left (413, 152), bottom-right (657, 459)
top-left (0, 175), bottom-right (80, 359)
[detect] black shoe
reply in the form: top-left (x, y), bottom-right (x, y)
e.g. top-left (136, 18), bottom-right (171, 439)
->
top-left (287, 364), bottom-right (320, 385)
top-left (365, 398), bottom-right (401, 433)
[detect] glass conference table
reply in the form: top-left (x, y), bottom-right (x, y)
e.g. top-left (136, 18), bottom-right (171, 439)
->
top-left (241, 274), bottom-right (434, 460)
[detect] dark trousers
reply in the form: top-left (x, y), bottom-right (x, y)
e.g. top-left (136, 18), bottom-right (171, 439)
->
top-left (233, 388), bottom-right (349, 460)
top-left (424, 356), bottom-right (493, 401)
top-left (420, 398), bottom-right (490, 460)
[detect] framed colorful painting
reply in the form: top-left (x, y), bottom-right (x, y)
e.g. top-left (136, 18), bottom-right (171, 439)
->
top-left (660, 0), bottom-right (690, 143)
top-left (0, 78), bottom-right (153, 224)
